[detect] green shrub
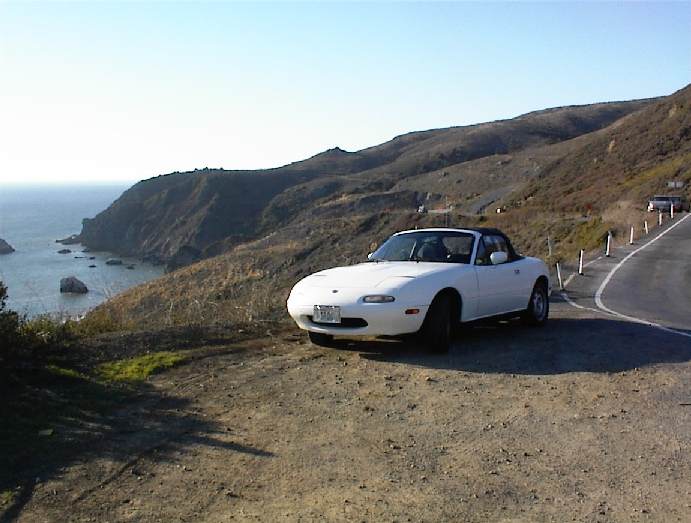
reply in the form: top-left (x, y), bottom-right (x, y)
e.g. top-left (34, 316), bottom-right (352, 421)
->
top-left (0, 282), bottom-right (22, 362)
top-left (19, 315), bottom-right (76, 350)
top-left (0, 489), bottom-right (16, 508)
top-left (1, 280), bottom-right (134, 373)
top-left (1, 282), bottom-right (77, 368)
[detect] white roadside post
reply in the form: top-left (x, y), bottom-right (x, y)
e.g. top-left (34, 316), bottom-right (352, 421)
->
top-left (629, 225), bottom-right (634, 245)
top-left (605, 231), bottom-right (611, 257)
top-left (659, 211), bottom-right (663, 226)
top-left (578, 249), bottom-right (584, 275)
top-left (556, 262), bottom-right (563, 290)
top-left (644, 220), bottom-right (649, 235)
top-left (547, 236), bottom-right (552, 257)
top-left (671, 204), bottom-right (674, 220)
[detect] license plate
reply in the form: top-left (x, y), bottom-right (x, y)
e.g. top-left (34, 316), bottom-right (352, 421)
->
top-left (313, 305), bottom-right (341, 324)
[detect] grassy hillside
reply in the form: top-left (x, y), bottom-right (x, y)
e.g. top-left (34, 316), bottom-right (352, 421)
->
top-left (85, 86), bottom-right (691, 330)
top-left (510, 85), bottom-right (691, 212)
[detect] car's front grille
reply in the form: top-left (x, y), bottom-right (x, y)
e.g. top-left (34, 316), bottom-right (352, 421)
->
top-left (308, 316), bottom-right (368, 328)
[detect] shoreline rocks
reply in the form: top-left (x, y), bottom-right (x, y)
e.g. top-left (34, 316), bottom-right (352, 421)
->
top-left (56, 234), bottom-right (81, 245)
top-left (106, 258), bottom-right (123, 266)
top-left (58, 249), bottom-right (72, 254)
top-left (142, 254), bottom-right (165, 266)
top-left (0, 238), bottom-right (15, 255)
top-left (60, 276), bottom-right (88, 294)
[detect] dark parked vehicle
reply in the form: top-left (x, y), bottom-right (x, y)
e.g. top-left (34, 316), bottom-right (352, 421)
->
top-left (647, 195), bottom-right (689, 212)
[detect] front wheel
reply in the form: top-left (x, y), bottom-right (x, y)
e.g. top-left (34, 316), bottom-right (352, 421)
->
top-left (522, 281), bottom-right (549, 326)
top-left (308, 331), bottom-right (334, 347)
top-left (419, 295), bottom-right (453, 353)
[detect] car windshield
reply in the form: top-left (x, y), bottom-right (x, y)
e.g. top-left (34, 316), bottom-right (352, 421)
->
top-left (370, 231), bottom-right (475, 263)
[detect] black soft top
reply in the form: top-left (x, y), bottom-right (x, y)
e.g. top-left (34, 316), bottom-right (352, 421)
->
top-left (462, 227), bottom-right (506, 235)
top-left (467, 227), bottom-right (523, 261)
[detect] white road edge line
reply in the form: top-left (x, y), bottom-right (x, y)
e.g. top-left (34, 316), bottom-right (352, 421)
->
top-left (592, 213), bottom-right (691, 339)
top-left (560, 291), bottom-right (602, 315)
top-left (563, 255), bottom-right (603, 288)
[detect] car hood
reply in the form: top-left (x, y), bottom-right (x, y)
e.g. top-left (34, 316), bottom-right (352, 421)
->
top-left (301, 262), bottom-right (467, 289)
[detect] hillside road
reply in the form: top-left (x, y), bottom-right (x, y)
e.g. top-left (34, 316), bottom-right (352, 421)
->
top-left (563, 212), bottom-right (691, 335)
top-left (598, 213), bottom-right (691, 332)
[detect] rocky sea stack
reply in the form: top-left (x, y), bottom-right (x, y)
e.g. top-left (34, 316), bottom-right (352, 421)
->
top-left (0, 238), bottom-right (15, 255)
top-left (60, 276), bottom-right (88, 294)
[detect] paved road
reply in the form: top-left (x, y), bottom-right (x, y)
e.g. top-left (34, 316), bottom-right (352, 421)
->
top-left (599, 214), bottom-right (691, 333)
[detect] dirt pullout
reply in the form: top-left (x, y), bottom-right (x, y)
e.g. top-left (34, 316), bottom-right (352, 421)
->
top-left (11, 302), bottom-right (691, 522)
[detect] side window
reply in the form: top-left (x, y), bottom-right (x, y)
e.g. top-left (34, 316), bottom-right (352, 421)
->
top-left (490, 236), bottom-right (510, 256)
top-left (475, 235), bottom-right (510, 265)
top-left (442, 236), bottom-right (473, 263)
top-left (475, 237), bottom-right (490, 265)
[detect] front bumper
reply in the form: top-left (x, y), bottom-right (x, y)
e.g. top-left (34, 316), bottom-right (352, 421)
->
top-left (287, 299), bottom-right (428, 336)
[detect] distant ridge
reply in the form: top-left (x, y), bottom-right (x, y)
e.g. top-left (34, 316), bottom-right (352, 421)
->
top-left (78, 96), bottom-right (653, 269)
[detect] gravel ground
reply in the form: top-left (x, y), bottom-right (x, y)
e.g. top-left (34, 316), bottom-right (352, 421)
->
top-left (9, 296), bottom-right (691, 522)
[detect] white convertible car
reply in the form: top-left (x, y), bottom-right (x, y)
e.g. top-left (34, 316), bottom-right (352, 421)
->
top-left (287, 227), bottom-right (550, 352)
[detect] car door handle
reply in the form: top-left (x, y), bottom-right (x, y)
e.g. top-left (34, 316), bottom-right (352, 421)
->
top-left (514, 269), bottom-right (520, 274)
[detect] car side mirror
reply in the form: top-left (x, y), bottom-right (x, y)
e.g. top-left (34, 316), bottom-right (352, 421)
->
top-left (490, 251), bottom-right (508, 265)
top-left (367, 252), bottom-right (373, 260)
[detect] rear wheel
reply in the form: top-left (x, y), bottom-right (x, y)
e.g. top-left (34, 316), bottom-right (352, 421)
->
top-left (308, 331), bottom-right (334, 347)
top-left (419, 295), bottom-right (453, 353)
top-left (522, 281), bottom-right (549, 326)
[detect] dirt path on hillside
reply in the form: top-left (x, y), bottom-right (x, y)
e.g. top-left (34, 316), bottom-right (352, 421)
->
top-left (8, 301), bottom-right (691, 522)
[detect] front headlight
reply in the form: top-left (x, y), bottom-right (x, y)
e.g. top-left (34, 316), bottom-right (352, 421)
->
top-left (363, 295), bottom-right (395, 303)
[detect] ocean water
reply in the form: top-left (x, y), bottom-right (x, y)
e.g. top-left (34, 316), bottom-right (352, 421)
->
top-left (0, 184), bottom-right (164, 317)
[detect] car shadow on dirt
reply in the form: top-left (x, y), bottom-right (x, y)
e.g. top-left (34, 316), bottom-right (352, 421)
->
top-left (340, 318), bottom-right (691, 375)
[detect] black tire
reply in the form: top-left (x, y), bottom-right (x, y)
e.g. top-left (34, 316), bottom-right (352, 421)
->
top-left (522, 280), bottom-right (549, 326)
top-left (419, 294), bottom-right (453, 353)
top-left (308, 331), bottom-right (334, 347)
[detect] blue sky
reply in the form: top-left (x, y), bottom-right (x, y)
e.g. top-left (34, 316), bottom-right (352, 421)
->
top-left (0, 1), bottom-right (689, 185)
